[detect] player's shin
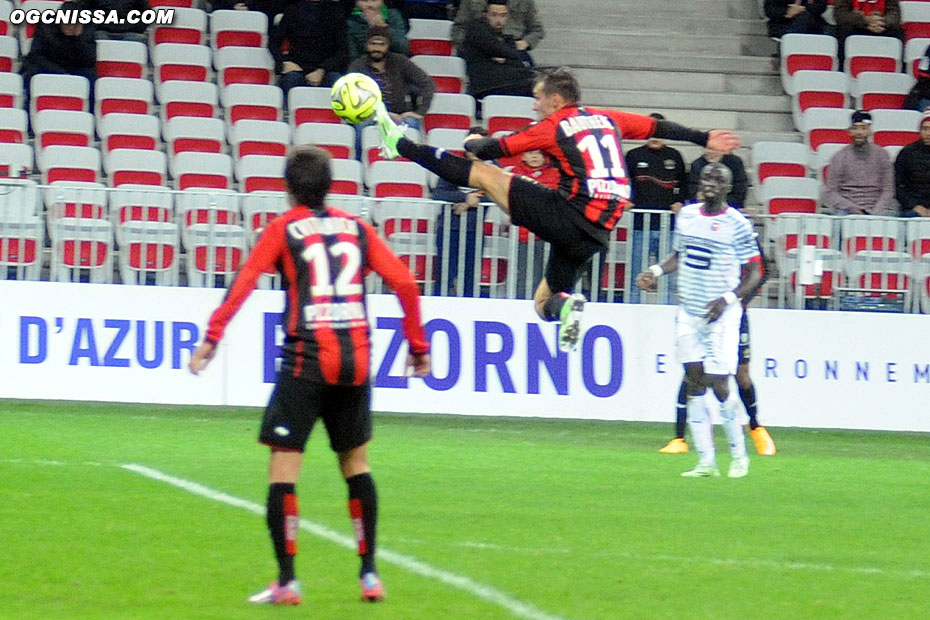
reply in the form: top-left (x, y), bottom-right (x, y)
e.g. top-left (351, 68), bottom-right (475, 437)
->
top-left (347, 473), bottom-right (378, 576)
top-left (397, 140), bottom-right (474, 188)
top-left (719, 391), bottom-right (748, 459)
top-left (267, 483), bottom-right (298, 585)
top-left (687, 394), bottom-right (716, 467)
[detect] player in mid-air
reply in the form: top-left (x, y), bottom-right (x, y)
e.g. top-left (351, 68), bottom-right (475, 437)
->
top-left (375, 67), bottom-right (741, 352)
top-left (189, 146), bottom-right (431, 605)
top-left (636, 163), bottom-right (762, 478)
top-left (659, 235), bottom-right (777, 456)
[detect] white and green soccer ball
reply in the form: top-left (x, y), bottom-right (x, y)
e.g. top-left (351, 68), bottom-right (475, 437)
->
top-left (330, 73), bottom-right (383, 124)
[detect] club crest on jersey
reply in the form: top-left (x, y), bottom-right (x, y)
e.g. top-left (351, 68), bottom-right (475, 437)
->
top-left (711, 222), bottom-right (721, 232)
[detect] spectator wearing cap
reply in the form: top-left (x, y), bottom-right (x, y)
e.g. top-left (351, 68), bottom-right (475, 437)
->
top-left (459, 0), bottom-right (534, 99)
top-left (452, 0), bottom-right (544, 66)
top-left (834, 0), bottom-right (905, 66)
top-left (823, 110), bottom-right (895, 215)
top-left (904, 45), bottom-right (930, 113)
top-left (893, 113), bottom-right (930, 218)
top-left (764, 0), bottom-right (827, 39)
top-left (347, 0), bottom-right (409, 62)
top-left (347, 25), bottom-right (435, 131)
top-left (270, 0), bottom-right (355, 96)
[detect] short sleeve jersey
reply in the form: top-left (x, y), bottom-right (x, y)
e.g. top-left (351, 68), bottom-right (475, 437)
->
top-left (672, 204), bottom-right (761, 317)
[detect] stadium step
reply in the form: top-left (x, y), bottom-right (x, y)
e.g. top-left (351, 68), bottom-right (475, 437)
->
top-left (572, 68), bottom-right (783, 97)
top-left (541, 30), bottom-right (776, 57)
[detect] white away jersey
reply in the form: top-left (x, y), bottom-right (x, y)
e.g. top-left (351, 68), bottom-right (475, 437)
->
top-left (672, 204), bottom-right (760, 317)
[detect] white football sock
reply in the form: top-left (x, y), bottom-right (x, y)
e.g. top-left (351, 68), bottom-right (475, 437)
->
top-left (687, 393), bottom-right (716, 468)
top-left (719, 391), bottom-right (748, 459)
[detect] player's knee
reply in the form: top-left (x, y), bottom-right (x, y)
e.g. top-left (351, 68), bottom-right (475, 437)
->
top-left (710, 380), bottom-right (729, 403)
top-left (683, 366), bottom-right (706, 396)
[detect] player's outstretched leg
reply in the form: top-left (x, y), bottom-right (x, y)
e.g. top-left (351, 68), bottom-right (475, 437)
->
top-left (660, 380), bottom-right (689, 453)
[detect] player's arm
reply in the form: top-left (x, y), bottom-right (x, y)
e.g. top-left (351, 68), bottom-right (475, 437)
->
top-left (362, 221), bottom-right (431, 377)
top-left (465, 117), bottom-right (555, 160)
top-left (189, 221), bottom-right (284, 375)
top-left (635, 252), bottom-right (678, 291)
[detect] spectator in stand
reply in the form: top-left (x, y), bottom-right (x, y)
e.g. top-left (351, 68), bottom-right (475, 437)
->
top-left (834, 0), bottom-right (905, 66)
top-left (348, 26), bottom-right (433, 130)
top-left (433, 127), bottom-right (490, 297)
top-left (347, 0), bottom-right (409, 62)
top-left (894, 112), bottom-right (930, 218)
top-left (625, 113), bottom-right (688, 304)
top-left (823, 110), bottom-right (895, 215)
top-left (459, 0), bottom-right (534, 99)
top-left (270, 0), bottom-right (355, 96)
top-left (763, 0), bottom-right (827, 39)
top-left (509, 148), bottom-right (557, 292)
top-left (452, 0), bottom-right (544, 66)
top-left (687, 147), bottom-right (747, 209)
top-left (22, 2), bottom-right (97, 115)
top-left (87, 0), bottom-right (151, 43)
top-left (904, 46), bottom-right (930, 113)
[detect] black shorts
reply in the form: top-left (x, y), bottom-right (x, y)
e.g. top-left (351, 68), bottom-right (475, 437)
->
top-left (259, 374), bottom-right (372, 453)
top-left (738, 311), bottom-right (750, 366)
top-left (507, 175), bottom-right (604, 294)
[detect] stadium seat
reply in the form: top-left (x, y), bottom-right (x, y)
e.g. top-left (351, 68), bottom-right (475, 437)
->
top-left (0, 142), bottom-right (33, 177)
top-left (0, 1), bottom-right (12, 38)
top-left (151, 7), bottom-right (207, 46)
top-left (165, 116), bottom-right (226, 157)
top-left (118, 221), bottom-right (181, 285)
top-left (235, 154), bottom-right (286, 193)
top-left (0, 209), bottom-right (43, 280)
top-left (221, 83), bottom-right (283, 126)
top-left (810, 141), bottom-right (847, 182)
top-left (105, 149), bottom-right (168, 187)
top-left (901, 1), bottom-right (930, 41)
top-left (479, 234), bottom-right (510, 297)
top-left (780, 34), bottom-right (839, 94)
top-left (288, 86), bottom-right (341, 127)
top-left (185, 223), bottom-right (247, 288)
top-left (751, 141), bottom-right (810, 183)
top-left (29, 74), bottom-right (90, 121)
top-left (771, 212), bottom-right (839, 270)
top-left (325, 194), bottom-right (367, 219)
top-left (904, 37), bottom-right (930, 77)
top-left (917, 255), bottom-right (930, 313)
top-left (845, 251), bottom-right (912, 299)
top-left (598, 217), bottom-right (631, 303)
top-left (153, 43), bottom-right (212, 98)
top-left (0, 107), bottom-right (26, 143)
top-left (361, 123), bottom-right (418, 166)
top-left (176, 189), bottom-right (240, 234)
top-left (33, 110), bottom-right (94, 157)
top-left (367, 160), bottom-right (429, 198)
top-left (172, 151), bottom-right (234, 190)
top-left (853, 71), bottom-right (917, 111)
top-left (95, 77), bottom-right (154, 120)
top-left (96, 39), bottom-right (148, 80)
top-left (44, 181), bottom-right (108, 231)
top-left (482, 95), bottom-right (536, 134)
top-left (423, 92), bottom-right (476, 133)
top-left (0, 34), bottom-right (17, 72)
top-left (159, 81), bottom-right (219, 125)
top-left (907, 217), bottom-right (930, 260)
top-left (802, 107), bottom-right (855, 153)
top-left (375, 200), bottom-right (439, 286)
top-left (49, 217), bottom-right (114, 283)
top-left (98, 113), bottom-right (160, 155)
top-left (229, 119), bottom-right (289, 159)
top-left (39, 145), bottom-right (100, 184)
top-left (294, 122), bottom-right (355, 159)
top-left (760, 176), bottom-right (821, 215)
top-left (210, 10), bottom-right (268, 50)
top-left (330, 158), bottom-right (364, 195)
top-left (150, 0), bottom-right (196, 8)
top-left (19, 0), bottom-right (60, 55)
top-left (241, 190), bottom-right (287, 242)
top-left (884, 144), bottom-right (904, 162)
top-left (870, 109), bottom-right (923, 147)
top-left (842, 215), bottom-right (906, 257)
top-left (109, 184), bottom-right (174, 228)
top-left (407, 18), bottom-right (453, 56)
top-left (214, 46), bottom-right (274, 87)
top-left (411, 55), bottom-right (466, 93)
top-left (0, 72), bottom-right (22, 108)
top-left (843, 35), bottom-right (903, 79)
top-left (790, 70), bottom-right (849, 130)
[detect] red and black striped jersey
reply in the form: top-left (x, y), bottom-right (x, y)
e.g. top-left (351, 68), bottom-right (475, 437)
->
top-left (499, 104), bottom-right (657, 242)
top-left (206, 206), bottom-right (429, 386)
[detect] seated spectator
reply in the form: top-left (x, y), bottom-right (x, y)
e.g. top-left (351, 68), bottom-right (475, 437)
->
top-left (894, 112), bottom-right (930, 217)
top-left (823, 110), bottom-right (895, 215)
top-left (270, 0), bottom-right (354, 96)
top-left (459, 0), bottom-right (534, 99)
top-left (624, 113), bottom-right (687, 304)
top-left (764, 0), bottom-right (827, 39)
top-left (22, 2), bottom-right (97, 114)
top-left (452, 0), bottom-right (544, 65)
top-left (904, 46), bottom-right (930, 113)
top-left (348, 26), bottom-right (432, 129)
top-left (348, 0), bottom-right (409, 62)
top-left (834, 0), bottom-right (905, 66)
top-left (87, 0), bottom-right (151, 43)
top-left (433, 127), bottom-right (489, 297)
top-left (687, 147), bottom-right (747, 209)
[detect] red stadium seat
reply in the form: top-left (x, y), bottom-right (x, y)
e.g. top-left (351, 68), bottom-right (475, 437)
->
top-left (751, 141), bottom-right (809, 183)
top-left (287, 87), bottom-right (341, 128)
top-left (96, 39), bottom-right (147, 79)
top-left (229, 119), bottom-right (290, 160)
top-left (235, 155), bottom-right (286, 193)
top-left (95, 77), bottom-right (154, 120)
top-left (407, 18), bottom-right (453, 56)
top-left (780, 34), bottom-right (839, 94)
top-left (211, 10), bottom-right (268, 50)
top-left (98, 113), bottom-right (160, 155)
top-left (423, 92), bottom-right (476, 133)
top-left (294, 122), bottom-right (355, 160)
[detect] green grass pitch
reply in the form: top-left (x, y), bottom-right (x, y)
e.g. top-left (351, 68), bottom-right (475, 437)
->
top-left (1, 400), bottom-right (928, 620)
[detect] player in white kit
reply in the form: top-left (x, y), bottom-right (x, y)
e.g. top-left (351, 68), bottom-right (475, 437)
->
top-left (636, 163), bottom-right (762, 478)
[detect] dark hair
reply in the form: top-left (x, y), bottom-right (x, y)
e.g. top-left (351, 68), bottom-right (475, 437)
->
top-left (535, 67), bottom-right (581, 104)
top-left (367, 25), bottom-right (390, 42)
top-left (467, 125), bottom-right (489, 136)
top-left (649, 112), bottom-right (665, 121)
top-left (487, 0), bottom-right (508, 6)
top-left (284, 146), bottom-right (332, 210)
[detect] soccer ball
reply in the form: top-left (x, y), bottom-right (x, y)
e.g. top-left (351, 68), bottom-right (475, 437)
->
top-left (330, 73), bottom-right (382, 124)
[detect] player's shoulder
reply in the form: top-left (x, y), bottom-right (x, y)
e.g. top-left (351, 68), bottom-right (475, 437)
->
top-left (725, 206), bottom-right (754, 227)
top-left (679, 203), bottom-right (703, 217)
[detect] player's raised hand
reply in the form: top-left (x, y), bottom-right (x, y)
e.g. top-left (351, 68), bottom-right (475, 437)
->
top-left (707, 130), bottom-right (741, 154)
top-left (407, 352), bottom-right (431, 378)
top-left (635, 271), bottom-right (657, 291)
top-left (189, 341), bottom-right (217, 375)
top-left (704, 297), bottom-right (728, 323)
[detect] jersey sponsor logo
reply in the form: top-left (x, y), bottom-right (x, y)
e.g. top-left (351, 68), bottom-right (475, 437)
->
top-left (303, 301), bottom-right (367, 328)
top-left (586, 178), bottom-right (630, 200)
top-left (683, 244), bottom-right (713, 270)
top-left (558, 114), bottom-right (614, 137)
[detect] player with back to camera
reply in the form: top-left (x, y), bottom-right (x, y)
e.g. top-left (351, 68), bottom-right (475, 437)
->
top-left (188, 146), bottom-right (431, 605)
top-left (374, 67), bottom-right (741, 352)
top-left (636, 163), bottom-right (762, 478)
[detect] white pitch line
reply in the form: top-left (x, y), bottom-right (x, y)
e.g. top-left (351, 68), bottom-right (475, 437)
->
top-left (120, 463), bottom-right (576, 620)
